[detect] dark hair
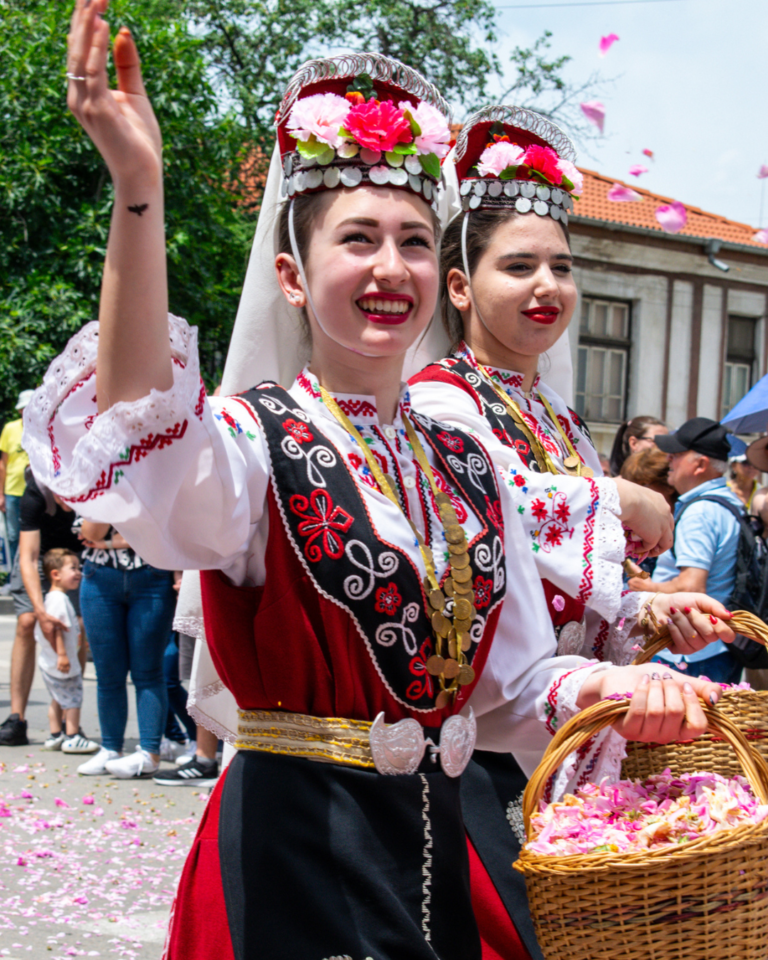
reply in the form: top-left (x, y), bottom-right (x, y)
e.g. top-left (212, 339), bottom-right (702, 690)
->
top-left (43, 547), bottom-right (77, 581)
top-left (609, 415), bottom-right (666, 477)
top-left (620, 447), bottom-right (676, 506)
top-left (439, 209), bottom-right (571, 347)
top-left (276, 187), bottom-right (441, 336)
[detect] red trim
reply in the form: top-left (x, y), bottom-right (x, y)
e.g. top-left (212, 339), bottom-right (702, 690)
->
top-left (63, 421), bottom-right (188, 504)
top-left (575, 478), bottom-right (599, 605)
top-left (467, 836), bottom-right (532, 960)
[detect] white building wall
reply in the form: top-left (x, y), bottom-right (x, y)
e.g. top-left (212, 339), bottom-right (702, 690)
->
top-left (666, 281), bottom-right (693, 429)
top-left (696, 285), bottom-right (725, 420)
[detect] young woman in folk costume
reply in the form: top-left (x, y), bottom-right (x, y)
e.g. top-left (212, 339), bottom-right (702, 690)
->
top-left (32, 6), bottom-right (725, 956)
top-left (409, 106), bottom-right (736, 960)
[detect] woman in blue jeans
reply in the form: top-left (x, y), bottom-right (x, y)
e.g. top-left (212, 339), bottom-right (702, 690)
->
top-left (75, 521), bottom-right (176, 777)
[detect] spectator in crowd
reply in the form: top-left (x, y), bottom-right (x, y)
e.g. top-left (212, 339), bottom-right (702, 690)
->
top-left (161, 631), bottom-right (197, 760)
top-left (0, 390), bottom-right (34, 568)
top-left (36, 549), bottom-right (98, 753)
top-left (597, 452), bottom-right (612, 476)
top-left (726, 451), bottom-right (761, 511)
top-left (620, 447), bottom-right (677, 509)
top-left (0, 470), bottom-right (85, 746)
top-left (609, 415), bottom-right (668, 477)
top-left (628, 417), bottom-right (742, 684)
top-left (75, 522), bottom-right (176, 779)
top-left (621, 447), bottom-right (678, 580)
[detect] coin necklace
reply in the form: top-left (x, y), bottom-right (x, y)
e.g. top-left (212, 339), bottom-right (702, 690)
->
top-left (319, 387), bottom-right (477, 710)
top-left (478, 365), bottom-right (593, 478)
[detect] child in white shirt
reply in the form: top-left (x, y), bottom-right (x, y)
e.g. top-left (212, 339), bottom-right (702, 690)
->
top-left (36, 549), bottom-right (98, 754)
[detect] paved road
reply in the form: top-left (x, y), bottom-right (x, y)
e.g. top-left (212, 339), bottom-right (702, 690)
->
top-left (0, 616), bottom-right (206, 960)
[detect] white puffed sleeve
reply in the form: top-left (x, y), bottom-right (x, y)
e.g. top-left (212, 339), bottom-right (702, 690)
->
top-left (23, 316), bottom-right (270, 580)
top-left (409, 379), bottom-right (627, 621)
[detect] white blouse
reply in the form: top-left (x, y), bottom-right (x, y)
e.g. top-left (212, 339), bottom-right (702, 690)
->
top-left (23, 316), bottom-right (623, 789)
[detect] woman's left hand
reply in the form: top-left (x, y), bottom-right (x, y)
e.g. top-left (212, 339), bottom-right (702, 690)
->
top-left (577, 665), bottom-right (721, 742)
top-left (642, 593), bottom-right (735, 656)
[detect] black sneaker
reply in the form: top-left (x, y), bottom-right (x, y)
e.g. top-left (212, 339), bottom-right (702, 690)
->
top-left (153, 756), bottom-right (219, 787)
top-left (0, 713), bottom-right (28, 746)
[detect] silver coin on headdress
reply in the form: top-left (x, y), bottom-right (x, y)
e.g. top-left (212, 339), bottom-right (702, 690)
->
top-left (389, 167), bottom-right (409, 187)
top-left (409, 174), bottom-right (423, 194)
top-left (488, 181), bottom-right (503, 198)
top-left (520, 181), bottom-right (536, 199)
top-left (405, 155), bottom-right (422, 175)
top-left (515, 197), bottom-right (532, 213)
top-left (473, 180), bottom-right (488, 197)
top-left (533, 200), bottom-right (549, 217)
top-left (340, 167), bottom-right (363, 188)
top-left (305, 168), bottom-right (323, 190)
top-left (504, 181), bottom-right (520, 197)
top-left (323, 167), bottom-right (341, 189)
top-left (536, 185), bottom-right (551, 201)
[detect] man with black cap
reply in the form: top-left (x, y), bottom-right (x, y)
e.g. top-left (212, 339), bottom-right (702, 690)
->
top-left (632, 417), bottom-right (743, 684)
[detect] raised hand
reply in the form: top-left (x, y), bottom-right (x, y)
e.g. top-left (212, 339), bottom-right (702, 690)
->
top-left (614, 477), bottom-right (674, 557)
top-left (649, 592), bottom-right (736, 657)
top-left (67, 0), bottom-right (162, 188)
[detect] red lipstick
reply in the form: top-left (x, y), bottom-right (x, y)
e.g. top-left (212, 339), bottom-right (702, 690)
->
top-left (522, 306), bottom-right (560, 325)
top-left (356, 291), bottom-right (414, 326)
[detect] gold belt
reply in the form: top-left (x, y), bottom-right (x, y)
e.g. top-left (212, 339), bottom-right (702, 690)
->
top-left (236, 709), bottom-right (376, 769)
top-left (235, 708), bottom-right (478, 778)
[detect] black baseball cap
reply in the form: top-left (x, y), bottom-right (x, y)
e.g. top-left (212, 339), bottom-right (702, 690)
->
top-left (654, 417), bottom-right (732, 460)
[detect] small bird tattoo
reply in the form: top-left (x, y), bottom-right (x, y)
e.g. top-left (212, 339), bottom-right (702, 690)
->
top-left (127, 203), bottom-right (149, 216)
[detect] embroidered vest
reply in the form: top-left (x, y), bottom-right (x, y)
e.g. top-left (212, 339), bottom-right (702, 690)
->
top-left (234, 382), bottom-right (507, 713)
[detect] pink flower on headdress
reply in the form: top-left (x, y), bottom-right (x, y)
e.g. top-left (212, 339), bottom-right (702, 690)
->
top-left (287, 93), bottom-right (351, 149)
top-left (557, 158), bottom-right (583, 195)
top-left (476, 140), bottom-right (524, 177)
top-left (655, 201), bottom-right (687, 234)
top-left (345, 99), bottom-right (413, 153)
top-left (522, 144), bottom-right (563, 185)
top-left (399, 100), bottom-right (451, 158)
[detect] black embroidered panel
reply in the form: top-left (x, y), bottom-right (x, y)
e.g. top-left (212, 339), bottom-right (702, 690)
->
top-left (436, 360), bottom-right (543, 472)
top-left (236, 383), bottom-right (507, 713)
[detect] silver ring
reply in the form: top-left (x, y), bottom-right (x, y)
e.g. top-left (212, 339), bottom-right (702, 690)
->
top-left (66, 72), bottom-right (87, 82)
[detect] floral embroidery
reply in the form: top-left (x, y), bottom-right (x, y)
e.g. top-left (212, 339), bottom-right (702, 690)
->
top-left (283, 418), bottom-right (314, 444)
top-left (575, 479), bottom-right (599, 605)
top-left (437, 431), bottom-right (464, 453)
top-left (529, 488), bottom-right (574, 554)
top-left (474, 576), bottom-right (493, 610)
top-left (431, 467), bottom-right (468, 523)
top-left (484, 496), bottom-right (504, 533)
top-left (513, 473), bottom-right (527, 488)
top-left (406, 639), bottom-right (435, 701)
top-left (288, 489), bottom-right (354, 562)
top-left (216, 408), bottom-right (257, 441)
top-left (348, 450), bottom-right (388, 488)
top-left (520, 410), bottom-right (560, 456)
top-left (374, 582), bottom-right (402, 616)
top-left (194, 381), bottom-right (206, 420)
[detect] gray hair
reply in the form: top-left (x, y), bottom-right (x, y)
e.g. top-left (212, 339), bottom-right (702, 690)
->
top-left (707, 458), bottom-right (728, 476)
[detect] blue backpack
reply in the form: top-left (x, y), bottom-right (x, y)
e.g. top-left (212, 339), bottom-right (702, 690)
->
top-left (673, 494), bottom-right (768, 669)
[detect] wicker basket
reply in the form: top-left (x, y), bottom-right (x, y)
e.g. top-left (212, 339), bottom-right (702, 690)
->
top-left (515, 697), bottom-right (768, 960)
top-left (623, 610), bottom-right (768, 780)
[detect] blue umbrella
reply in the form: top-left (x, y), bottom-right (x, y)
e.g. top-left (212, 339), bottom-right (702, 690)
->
top-left (721, 372), bottom-right (768, 433)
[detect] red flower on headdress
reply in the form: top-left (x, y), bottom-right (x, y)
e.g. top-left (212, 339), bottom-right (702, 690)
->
top-left (345, 99), bottom-right (413, 153)
top-left (522, 144), bottom-right (563, 185)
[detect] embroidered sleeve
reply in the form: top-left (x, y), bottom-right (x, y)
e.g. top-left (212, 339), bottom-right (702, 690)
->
top-left (573, 591), bottom-right (651, 665)
top-left (23, 316), bottom-right (271, 572)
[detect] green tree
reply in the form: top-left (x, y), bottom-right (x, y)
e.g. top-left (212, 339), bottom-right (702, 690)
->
top-left (1, 0), bottom-right (255, 422)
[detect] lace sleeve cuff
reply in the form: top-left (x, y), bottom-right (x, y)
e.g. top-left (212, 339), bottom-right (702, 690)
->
top-left (584, 477), bottom-right (626, 622)
top-left (604, 590), bottom-right (650, 665)
top-left (23, 315), bottom-right (205, 502)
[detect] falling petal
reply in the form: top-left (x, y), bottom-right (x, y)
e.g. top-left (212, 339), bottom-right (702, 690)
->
top-left (642, 148), bottom-right (654, 159)
top-left (753, 229), bottom-right (768, 244)
top-left (758, 164), bottom-right (768, 179)
top-left (599, 33), bottom-right (619, 56)
top-left (82, 795), bottom-right (95, 805)
top-left (607, 183), bottom-right (641, 202)
top-left (580, 100), bottom-right (605, 134)
top-left (655, 201), bottom-right (688, 234)
top-left (54, 797), bottom-right (70, 808)
top-left (551, 595), bottom-right (566, 612)
top-left (628, 165), bottom-right (648, 177)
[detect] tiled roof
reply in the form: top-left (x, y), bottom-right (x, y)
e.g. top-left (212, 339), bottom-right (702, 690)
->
top-left (573, 167), bottom-right (767, 250)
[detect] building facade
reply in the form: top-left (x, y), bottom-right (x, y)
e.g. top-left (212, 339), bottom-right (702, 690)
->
top-left (567, 169), bottom-right (768, 457)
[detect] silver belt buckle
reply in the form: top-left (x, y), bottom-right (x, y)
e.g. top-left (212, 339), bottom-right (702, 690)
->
top-left (370, 709), bottom-right (476, 777)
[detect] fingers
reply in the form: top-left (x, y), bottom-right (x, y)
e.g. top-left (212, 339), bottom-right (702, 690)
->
top-left (68, 0), bottom-right (109, 115)
top-left (616, 669), bottom-right (713, 742)
top-left (680, 681), bottom-right (707, 739)
top-left (114, 27), bottom-right (147, 97)
top-left (84, 7), bottom-right (111, 96)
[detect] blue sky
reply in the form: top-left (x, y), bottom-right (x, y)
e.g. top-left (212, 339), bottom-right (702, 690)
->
top-left (487, 0), bottom-right (766, 229)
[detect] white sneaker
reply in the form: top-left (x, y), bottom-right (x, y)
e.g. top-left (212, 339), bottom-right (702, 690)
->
top-left (43, 730), bottom-right (66, 751)
top-left (175, 740), bottom-right (197, 766)
top-left (78, 747), bottom-right (120, 775)
top-left (160, 737), bottom-right (189, 763)
top-left (105, 746), bottom-right (159, 779)
top-left (62, 732), bottom-right (100, 754)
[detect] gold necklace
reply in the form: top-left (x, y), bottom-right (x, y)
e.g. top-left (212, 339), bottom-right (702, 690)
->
top-left (478, 365), bottom-right (592, 479)
top-left (319, 386), bottom-right (477, 709)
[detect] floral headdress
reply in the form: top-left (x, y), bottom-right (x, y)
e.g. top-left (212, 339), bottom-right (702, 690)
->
top-left (454, 105), bottom-right (580, 225)
top-left (276, 54), bottom-right (452, 207)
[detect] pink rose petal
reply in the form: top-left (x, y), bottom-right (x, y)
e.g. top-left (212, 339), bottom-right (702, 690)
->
top-left (753, 229), bottom-right (768, 244)
top-left (580, 100), bottom-right (605, 134)
top-left (655, 200), bottom-right (688, 234)
top-left (758, 164), bottom-right (768, 179)
top-left (599, 33), bottom-right (619, 56)
top-left (551, 595), bottom-right (566, 612)
top-left (54, 797), bottom-right (70, 808)
top-left (628, 165), bottom-right (648, 177)
top-left (82, 795), bottom-right (95, 805)
top-left (642, 148), bottom-right (654, 159)
top-left (607, 183), bottom-right (641, 202)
